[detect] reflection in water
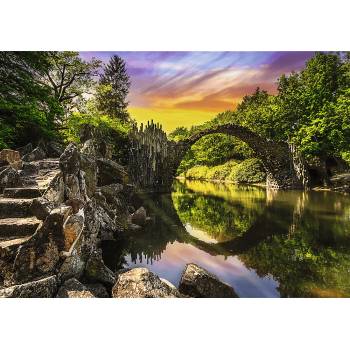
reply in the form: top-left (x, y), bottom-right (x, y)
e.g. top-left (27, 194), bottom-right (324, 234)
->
top-left (102, 179), bottom-right (350, 297)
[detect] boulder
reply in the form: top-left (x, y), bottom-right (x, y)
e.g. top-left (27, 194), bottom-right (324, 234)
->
top-left (178, 263), bottom-right (238, 298)
top-left (0, 149), bottom-right (22, 170)
top-left (0, 149), bottom-right (21, 164)
top-left (60, 143), bottom-right (80, 176)
top-left (16, 143), bottom-right (33, 157)
top-left (63, 212), bottom-right (84, 251)
top-left (22, 147), bottom-right (46, 162)
top-left (13, 206), bottom-right (72, 283)
top-left (131, 206), bottom-right (147, 226)
top-left (85, 283), bottom-right (109, 298)
top-left (85, 250), bottom-right (116, 287)
top-left (97, 158), bottom-right (128, 186)
top-left (0, 167), bottom-right (22, 193)
top-left (80, 154), bottom-right (97, 197)
top-left (46, 141), bottom-right (63, 157)
top-left (100, 184), bottom-right (124, 203)
top-left (112, 267), bottom-right (182, 298)
top-left (0, 275), bottom-right (58, 298)
top-left (80, 139), bottom-right (97, 157)
top-left (30, 197), bottom-right (55, 220)
top-left (56, 278), bottom-right (95, 298)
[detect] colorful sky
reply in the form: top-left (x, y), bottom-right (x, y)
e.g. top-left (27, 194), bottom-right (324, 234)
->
top-left (79, 51), bottom-right (314, 133)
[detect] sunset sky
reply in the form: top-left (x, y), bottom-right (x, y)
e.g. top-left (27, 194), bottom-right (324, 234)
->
top-left (79, 52), bottom-right (314, 133)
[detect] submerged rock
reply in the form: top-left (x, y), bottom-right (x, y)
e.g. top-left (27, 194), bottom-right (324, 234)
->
top-left (131, 206), bottom-right (147, 226)
top-left (179, 263), bottom-right (238, 298)
top-left (0, 275), bottom-right (58, 298)
top-left (112, 267), bottom-right (182, 298)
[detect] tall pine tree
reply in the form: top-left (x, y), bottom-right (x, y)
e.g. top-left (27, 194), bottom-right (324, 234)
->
top-left (96, 55), bottom-right (131, 122)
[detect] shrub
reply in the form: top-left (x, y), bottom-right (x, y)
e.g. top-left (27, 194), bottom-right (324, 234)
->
top-left (228, 158), bottom-right (266, 183)
top-left (206, 160), bottom-right (238, 180)
top-left (185, 165), bottom-right (209, 180)
top-left (62, 111), bottom-right (130, 164)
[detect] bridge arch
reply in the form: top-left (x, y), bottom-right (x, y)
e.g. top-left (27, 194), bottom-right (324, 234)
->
top-left (128, 121), bottom-right (310, 192)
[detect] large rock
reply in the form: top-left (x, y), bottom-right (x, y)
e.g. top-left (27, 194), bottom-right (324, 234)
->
top-left (13, 206), bottom-right (72, 282)
top-left (80, 154), bottom-right (97, 197)
top-left (46, 141), bottom-right (63, 157)
top-left (0, 167), bottom-right (22, 193)
top-left (56, 278), bottom-right (95, 298)
top-left (0, 149), bottom-right (21, 170)
top-left (0, 149), bottom-right (21, 167)
top-left (179, 263), bottom-right (238, 298)
top-left (16, 143), bottom-right (33, 157)
top-left (85, 250), bottom-right (116, 287)
top-left (30, 197), bottom-right (55, 220)
top-left (60, 143), bottom-right (80, 176)
top-left (22, 147), bottom-right (46, 162)
top-left (112, 268), bottom-right (182, 298)
top-left (97, 158), bottom-right (128, 186)
top-left (0, 275), bottom-right (58, 298)
top-left (63, 211), bottom-right (84, 251)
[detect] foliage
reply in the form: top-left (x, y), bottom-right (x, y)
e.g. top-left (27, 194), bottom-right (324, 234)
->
top-left (182, 159), bottom-right (265, 183)
top-left (96, 55), bottom-right (131, 122)
top-left (42, 51), bottom-right (101, 118)
top-left (62, 99), bottom-right (130, 163)
top-left (228, 158), bottom-right (266, 183)
top-left (0, 52), bottom-right (63, 148)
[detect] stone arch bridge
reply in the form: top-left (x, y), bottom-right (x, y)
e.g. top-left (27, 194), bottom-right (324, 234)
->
top-left (128, 120), bottom-right (309, 192)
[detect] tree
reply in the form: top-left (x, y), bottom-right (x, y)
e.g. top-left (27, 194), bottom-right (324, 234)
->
top-left (41, 52), bottom-right (101, 119)
top-left (96, 55), bottom-right (131, 122)
top-left (0, 52), bottom-right (62, 148)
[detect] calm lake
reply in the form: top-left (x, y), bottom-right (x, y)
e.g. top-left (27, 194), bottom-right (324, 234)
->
top-left (103, 179), bottom-right (350, 297)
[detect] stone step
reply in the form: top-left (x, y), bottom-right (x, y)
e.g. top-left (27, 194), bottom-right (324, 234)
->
top-left (3, 187), bottom-right (43, 199)
top-left (0, 198), bottom-right (33, 218)
top-left (0, 217), bottom-right (41, 237)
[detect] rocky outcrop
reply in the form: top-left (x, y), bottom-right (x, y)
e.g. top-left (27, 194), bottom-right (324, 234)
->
top-left (329, 173), bottom-right (350, 193)
top-left (97, 158), bottom-right (128, 186)
top-left (0, 275), bottom-right (58, 298)
top-left (16, 143), bottom-right (33, 157)
top-left (0, 167), bottom-right (22, 193)
top-left (179, 263), bottom-right (238, 298)
top-left (112, 267), bottom-right (182, 298)
top-left (85, 250), bottom-right (116, 287)
top-left (56, 278), bottom-right (95, 298)
top-left (22, 147), bottom-right (46, 162)
top-left (0, 149), bottom-right (22, 170)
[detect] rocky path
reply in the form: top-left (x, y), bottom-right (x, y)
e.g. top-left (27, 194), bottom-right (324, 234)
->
top-left (0, 159), bottom-right (60, 251)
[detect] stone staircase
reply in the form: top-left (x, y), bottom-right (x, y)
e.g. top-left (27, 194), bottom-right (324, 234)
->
top-left (0, 158), bottom-right (60, 251)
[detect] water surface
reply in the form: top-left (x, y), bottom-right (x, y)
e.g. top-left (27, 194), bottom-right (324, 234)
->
top-left (103, 180), bottom-right (350, 297)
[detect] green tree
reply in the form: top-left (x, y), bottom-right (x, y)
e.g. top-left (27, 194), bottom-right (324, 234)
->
top-left (96, 55), bottom-right (131, 122)
top-left (42, 51), bottom-right (101, 120)
top-left (0, 52), bottom-right (62, 148)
